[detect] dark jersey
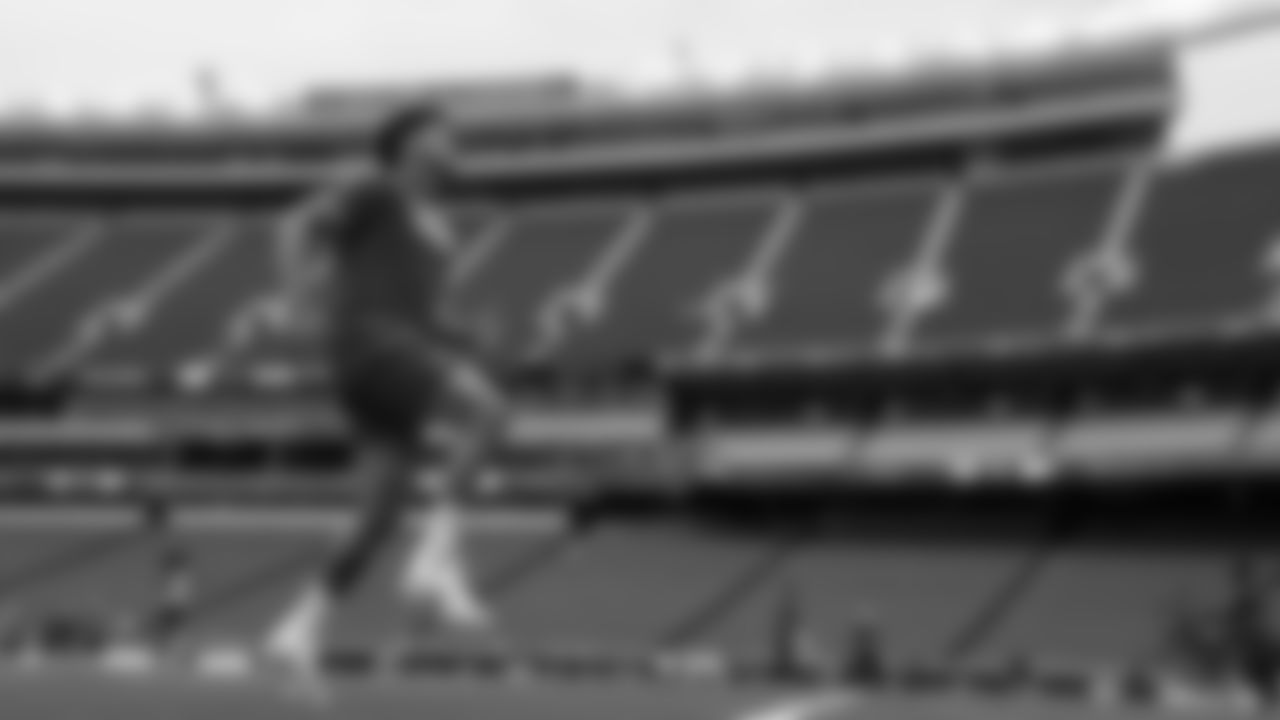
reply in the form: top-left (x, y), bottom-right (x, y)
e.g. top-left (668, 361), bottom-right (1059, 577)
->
top-left (320, 176), bottom-right (450, 358)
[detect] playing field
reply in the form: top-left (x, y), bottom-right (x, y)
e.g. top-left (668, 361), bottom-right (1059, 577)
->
top-left (0, 664), bottom-right (1261, 720)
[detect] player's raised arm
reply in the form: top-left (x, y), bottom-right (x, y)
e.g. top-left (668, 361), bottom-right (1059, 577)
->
top-left (276, 170), bottom-right (352, 286)
top-left (268, 166), bottom-right (362, 331)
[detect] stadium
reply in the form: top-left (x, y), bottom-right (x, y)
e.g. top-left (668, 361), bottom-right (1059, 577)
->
top-left (1, 1), bottom-right (1280, 718)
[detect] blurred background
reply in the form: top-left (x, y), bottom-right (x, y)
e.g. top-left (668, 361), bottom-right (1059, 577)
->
top-left (0, 0), bottom-right (1277, 715)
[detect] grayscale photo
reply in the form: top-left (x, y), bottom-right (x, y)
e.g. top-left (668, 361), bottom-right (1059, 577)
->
top-left (0, 0), bottom-right (1275, 718)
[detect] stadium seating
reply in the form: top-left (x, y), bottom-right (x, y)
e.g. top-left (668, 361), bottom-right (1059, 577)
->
top-left (0, 216), bottom-right (220, 373)
top-left (0, 143), bottom-right (1278, 377)
top-left (0, 514), bottom-right (1247, 676)
top-left (88, 217), bottom-right (277, 371)
top-left (0, 216), bottom-right (89, 370)
top-left (1101, 144), bottom-right (1280, 336)
top-left (913, 161), bottom-right (1126, 351)
top-left (728, 182), bottom-right (938, 357)
top-left (555, 191), bottom-right (778, 364)
top-left (976, 545), bottom-right (1229, 667)
top-left (453, 203), bottom-right (629, 360)
top-left (489, 525), bottom-right (768, 653)
top-left (709, 540), bottom-right (1030, 666)
top-left (0, 153), bottom-right (1271, 379)
top-left (6, 22), bottom-right (1280, 718)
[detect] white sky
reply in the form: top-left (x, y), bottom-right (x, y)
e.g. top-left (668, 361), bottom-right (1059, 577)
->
top-left (0, 0), bottom-right (1130, 109)
top-left (0, 0), bottom-right (1276, 155)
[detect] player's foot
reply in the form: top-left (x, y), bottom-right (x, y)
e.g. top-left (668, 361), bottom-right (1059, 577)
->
top-left (262, 632), bottom-right (330, 704)
top-left (405, 564), bottom-right (492, 630)
top-left (402, 551), bottom-right (492, 631)
top-left (402, 505), bottom-right (492, 631)
top-left (261, 586), bottom-right (331, 703)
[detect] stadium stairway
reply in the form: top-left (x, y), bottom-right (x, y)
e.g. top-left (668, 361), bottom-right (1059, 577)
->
top-left (0, 216), bottom-right (218, 373)
top-left (88, 217), bottom-right (277, 372)
top-left (553, 191), bottom-right (779, 365)
top-left (911, 158), bottom-right (1127, 352)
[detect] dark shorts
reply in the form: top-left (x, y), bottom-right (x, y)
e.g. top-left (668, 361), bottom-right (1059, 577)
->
top-left (333, 346), bottom-right (442, 448)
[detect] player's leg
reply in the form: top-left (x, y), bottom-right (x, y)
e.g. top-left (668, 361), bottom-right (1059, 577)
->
top-left (264, 440), bottom-right (416, 669)
top-left (264, 364), bottom-right (423, 675)
top-left (398, 359), bottom-right (506, 628)
top-left (398, 426), bottom-right (490, 629)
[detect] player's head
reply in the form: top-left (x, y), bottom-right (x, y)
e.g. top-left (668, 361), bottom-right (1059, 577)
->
top-left (371, 103), bottom-right (453, 177)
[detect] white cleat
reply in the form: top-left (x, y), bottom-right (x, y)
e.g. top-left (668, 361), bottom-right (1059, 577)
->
top-left (402, 507), bottom-right (493, 632)
top-left (261, 600), bottom-right (331, 704)
top-left (435, 581), bottom-right (492, 631)
top-left (262, 637), bottom-right (331, 704)
top-left (403, 558), bottom-right (492, 632)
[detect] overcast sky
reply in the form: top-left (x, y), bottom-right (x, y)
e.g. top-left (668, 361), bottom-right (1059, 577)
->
top-left (0, 0), bottom-right (1146, 109)
top-left (0, 0), bottom-right (1275, 155)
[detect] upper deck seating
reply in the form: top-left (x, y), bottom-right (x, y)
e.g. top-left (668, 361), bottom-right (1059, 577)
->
top-left (454, 203), bottom-right (627, 360)
top-left (728, 182), bottom-right (939, 357)
top-left (1101, 145), bottom-right (1280, 335)
top-left (553, 192), bottom-right (777, 365)
top-left (913, 162), bottom-right (1126, 351)
top-left (0, 215), bottom-right (213, 373)
top-left (1, 144), bottom-right (1279, 380)
top-left (88, 217), bottom-right (276, 371)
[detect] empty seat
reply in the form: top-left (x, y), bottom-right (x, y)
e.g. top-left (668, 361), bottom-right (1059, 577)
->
top-left (495, 526), bottom-right (767, 652)
top-left (177, 533), bottom-right (323, 642)
top-left (456, 204), bottom-right (625, 358)
top-left (1, 529), bottom-right (325, 643)
top-left (0, 527), bottom-right (129, 587)
top-left (1103, 147), bottom-right (1280, 332)
top-left (0, 217), bottom-right (76, 284)
top-left (555, 195), bottom-right (775, 364)
top-left (730, 183), bottom-right (937, 355)
top-left (3, 533), bottom-right (153, 621)
top-left (711, 541), bottom-right (1027, 664)
top-left (89, 219), bottom-right (276, 370)
top-left (0, 217), bottom-right (212, 371)
top-left (916, 164), bottom-right (1124, 349)
top-left (980, 547), bottom-right (1228, 666)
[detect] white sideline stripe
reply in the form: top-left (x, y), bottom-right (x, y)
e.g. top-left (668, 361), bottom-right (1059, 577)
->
top-left (0, 507), bottom-right (565, 535)
top-left (733, 691), bottom-right (859, 720)
top-left (0, 226), bottom-right (100, 318)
